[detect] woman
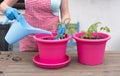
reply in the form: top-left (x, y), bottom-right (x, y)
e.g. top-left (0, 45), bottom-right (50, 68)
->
top-left (0, 0), bottom-right (70, 52)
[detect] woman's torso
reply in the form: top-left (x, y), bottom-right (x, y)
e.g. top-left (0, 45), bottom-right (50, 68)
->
top-left (24, 0), bottom-right (61, 32)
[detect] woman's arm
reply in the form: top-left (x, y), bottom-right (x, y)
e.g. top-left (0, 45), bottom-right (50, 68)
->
top-left (0, 0), bottom-right (18, 13)
top-left (60, 0), bottom-right (70, 24)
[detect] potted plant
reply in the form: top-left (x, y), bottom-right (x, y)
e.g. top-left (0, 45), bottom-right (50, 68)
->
top-left (73, 22), bottom-right (111, 65)
top-left (33, 18), bottom-right (71, 69)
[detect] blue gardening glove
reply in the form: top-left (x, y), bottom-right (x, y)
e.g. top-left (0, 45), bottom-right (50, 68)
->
top-left (57, 24), bottom-right (66, 37)
top-left (4, 7), bottom-right (18, 20)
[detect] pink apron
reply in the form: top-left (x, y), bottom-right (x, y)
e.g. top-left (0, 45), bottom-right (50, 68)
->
top-left (20, 0), bottom-right (59, 51)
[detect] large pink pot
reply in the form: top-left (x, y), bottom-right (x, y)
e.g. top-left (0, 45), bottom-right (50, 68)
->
top-left (33, 34), bottom-right (70, 64)
top-left (73, 32), bottom-right (110, 65)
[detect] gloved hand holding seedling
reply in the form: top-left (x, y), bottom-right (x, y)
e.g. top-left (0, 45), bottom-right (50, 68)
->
top-left (57, 23), bottom-right (66, 38)
top-left (55, 18), bottom-right (71, 40)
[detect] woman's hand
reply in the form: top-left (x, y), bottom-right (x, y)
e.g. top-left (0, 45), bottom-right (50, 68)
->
top-left (57, 23), bottom-right (66, 37)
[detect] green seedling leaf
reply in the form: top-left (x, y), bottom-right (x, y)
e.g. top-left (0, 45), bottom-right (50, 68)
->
top-left (105, 26), bottom-right (110, 32)
top-left (82, 22), bottom-right (110, 39)
top-left (86, 22), bottom-right (101, 38)
top-left (100, 26), bottom-right (110, 32)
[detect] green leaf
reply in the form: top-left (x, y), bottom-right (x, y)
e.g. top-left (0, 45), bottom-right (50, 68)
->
top-left (105, 26), bottom-right (110, 32)
top-left (100, 26), bottom-right (110, 32)
top-left (86, 22), bottom-right (101, 38)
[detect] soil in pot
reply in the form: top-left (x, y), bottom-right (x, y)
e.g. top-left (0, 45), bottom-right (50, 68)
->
top-left (42, 34), bottom-right (68, 40)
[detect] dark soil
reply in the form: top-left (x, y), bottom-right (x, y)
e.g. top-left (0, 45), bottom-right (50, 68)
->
top-left (42, 38), bottom-right (53, 40)
top-left (80, 36), bottom-right (104, 40)
top-left (60, 34), bottom-right (68, 39)
top-left (12, 57), bottom-right (22, 61)
top-left (0, 71), bottom-right (3, 74)
top-left (42, 34), bottom-right (68, 40)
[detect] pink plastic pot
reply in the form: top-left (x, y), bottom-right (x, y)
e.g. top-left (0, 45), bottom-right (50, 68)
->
top-left (73, 32), bottom-right (110, 65)
top-left (33, 34), bottom-right (70, 64)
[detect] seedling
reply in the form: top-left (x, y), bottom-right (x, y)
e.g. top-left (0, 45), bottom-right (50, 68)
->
top-left (81, 22), bottom-right (110, 39)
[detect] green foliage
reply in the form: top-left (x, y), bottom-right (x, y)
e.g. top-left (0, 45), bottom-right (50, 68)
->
top-left (83, 22), bottom-right (110, 39)
top-left (66, 23), bottom-right (76, 34)
top-left (100, 26), bottom-right (110, 32)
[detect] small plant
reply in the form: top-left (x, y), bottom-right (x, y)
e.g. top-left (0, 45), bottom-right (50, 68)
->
top-left (81, 22), bottom-right (110, 39)
top-left (66, 23), bottom-right (76, 34)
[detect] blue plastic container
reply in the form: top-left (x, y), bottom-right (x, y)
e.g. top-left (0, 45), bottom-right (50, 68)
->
top-left (5, 13), bottom-right (51, 44)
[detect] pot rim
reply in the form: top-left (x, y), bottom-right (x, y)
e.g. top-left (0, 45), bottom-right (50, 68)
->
top-left (73, 32), bottom-right (111, 42)
top-left (33, 34), bottom-right (71, 43)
